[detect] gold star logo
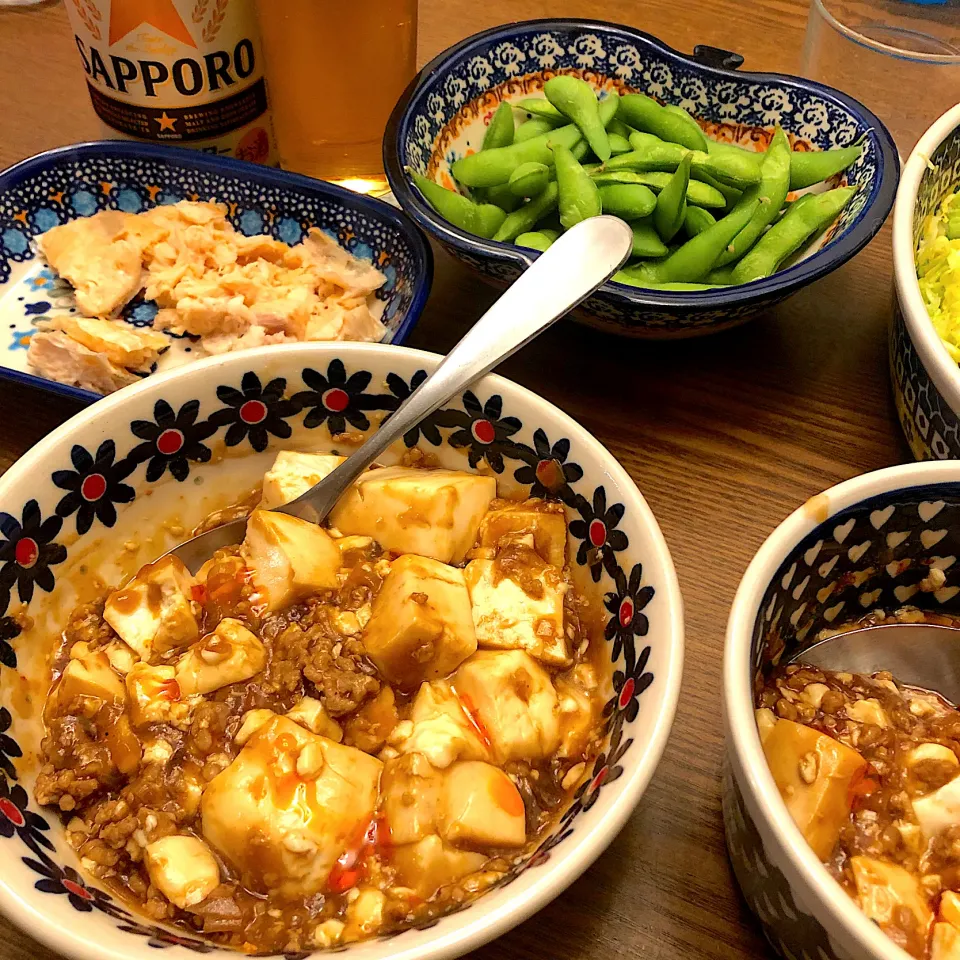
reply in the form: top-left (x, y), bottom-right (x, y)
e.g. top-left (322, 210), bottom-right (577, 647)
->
top-left (155, 112), bottom-right (178, 132)
top-left (109, 0), bottom-right (196, 47)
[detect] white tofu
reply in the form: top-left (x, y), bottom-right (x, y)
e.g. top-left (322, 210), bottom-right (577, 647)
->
top-left (329, 466), bottom-right (496, 564)
top-left (453, 651), bottom-right (560, 763)
top-left (103, 555), bottom-right (199, 661)
top-left (125, 662), bottom-right (181, 728)
top-left (380, 753), bottom-right (443, 845)
top-left (851, 856), bottom-right (932, 935)
top-left (286, 696), bottom-right (343, 741)
top-left (260, 451), bottom-right (346, 510)
top-left (478, 502), bottom-right (567, 567)
top-left (175, 618), bottom-right (266, 696)
top-left (344, 888), bottom-right (386, 942)
top-left (555, 671), bottom-right (599, 760)
top-left (144, 835), bottom-right (220, 909)
top-left (932, 923), bottom-right (960, 960)
top-left (241, 510), bottom-right (341, 613)
top-left (362, 555), bottom-right (476, 691)
top-left (440, 761), bottom-right (526, 849)
top-left (201, 716), bottom-right (382, 897)
top-left (236, 709), bottom-right (277, 746)
top-left (845, 698), bottom-right (889, 728)
top-left (464, 548), bottom-right (569, 667)
top-left (397, 681), bottom-right (489, 769)
top-left (943, 891), bottom-right (960, 928)
top-left (913, 774), bottom-right (960, 840)
top-left (755, 707), bottom-right (778, 745)
top-left (56, 652), bottom-right (125, 707)
top-left (389, 834), bottom-right (487, 898)
top-left (104, 640), bottom-right (139, 675)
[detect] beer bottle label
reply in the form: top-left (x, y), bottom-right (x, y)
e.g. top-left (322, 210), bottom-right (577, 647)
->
top-left (64, 0), bottom-right (278, 165)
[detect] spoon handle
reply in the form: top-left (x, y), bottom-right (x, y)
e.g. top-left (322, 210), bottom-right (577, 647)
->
top-left (282, 215), bottom-right (632, 522)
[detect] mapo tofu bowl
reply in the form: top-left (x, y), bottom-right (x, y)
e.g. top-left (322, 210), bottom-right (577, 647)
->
top-left (0, 342), bottom-right (683, 960)
top-left (724, 462), bottom-right (960, 960)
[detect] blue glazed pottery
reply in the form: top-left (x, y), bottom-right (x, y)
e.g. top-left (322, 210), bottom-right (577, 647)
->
top-left (384, 19), bottom-right (899, 339)
top-left (0, 142), bottom-right (433, 403)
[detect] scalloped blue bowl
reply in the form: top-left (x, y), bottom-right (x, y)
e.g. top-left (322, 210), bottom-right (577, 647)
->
top-left (0, 142), bottom-right (433, 403)
top-left (383, 18), bottom-right (899, 339)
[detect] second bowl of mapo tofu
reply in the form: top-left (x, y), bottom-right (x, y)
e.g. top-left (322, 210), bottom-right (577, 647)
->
top-left (0, 344), bottom-right (682, 960)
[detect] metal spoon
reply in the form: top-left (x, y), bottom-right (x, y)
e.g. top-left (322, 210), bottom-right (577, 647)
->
top-left (166, 216), bottom-right (633, 573)
top-left (795, 622), bottom-right (960, 704)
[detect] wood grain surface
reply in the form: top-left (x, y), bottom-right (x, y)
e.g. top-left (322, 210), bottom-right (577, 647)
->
top-left (0, 2), bottom-right (909, 959)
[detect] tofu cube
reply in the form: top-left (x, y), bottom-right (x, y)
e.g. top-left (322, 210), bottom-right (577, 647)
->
top-left (453, 651), bottom-right (560, 763)
top-left (389, 834), bottom-right (487, 898)
top-left (397, 681), bottom-right (489, 769)
top-left (478, 501), bottom-right (567, 567)
top-left (344, 888), bottom-right (386, 942)
top-left (175, 618), bottom-right (266, 696)
top-left (144, 835), bottom-right (220, 909)
top-left (241, 510), bottom-right (341, 613)
top-left (555, 670), bottom-right (600, 761)
top-left (103, 555), bottom-right (199, 661)
top-left (286, 696), bottom-right (343, 742)
top-left (440, 761), bottom-right (526, 849)
top-left (912, 774), bottom-right (960, 840)
top-left (761, 717), bottom-right (867, 860)
top-left (381, 753), bottom-right (443, 845)
top-left (362, 555), bottom-right (476, 690)
top-left (329, 466), bottom-right (496, 564)
top-left (125, 663), bottom-right (181, 727)
top-left (851, 856), bottom-right (932, 938)
top-left (56, 652), bottom-right (125, 708)
top-left (201, 716), bottom-right (382, 896)
top-left (932, 923), bottom-right (960, 960)
top-left (260, 451), bottom-right (346, 510)
top-left (104, 641), bottom-right (139, 675)
top-left (464, 547), bottom-right (569, 667)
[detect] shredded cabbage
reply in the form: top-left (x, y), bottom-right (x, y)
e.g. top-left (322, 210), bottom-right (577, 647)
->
top-left (917, 192), bottom-right (960, 363)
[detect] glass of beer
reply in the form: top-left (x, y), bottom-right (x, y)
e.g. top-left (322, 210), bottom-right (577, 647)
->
top-left (254, 0), bottom-right (418, 195)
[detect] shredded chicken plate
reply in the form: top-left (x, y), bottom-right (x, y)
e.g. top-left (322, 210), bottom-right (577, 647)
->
top-left (27, 201), bottom-right (388, 394)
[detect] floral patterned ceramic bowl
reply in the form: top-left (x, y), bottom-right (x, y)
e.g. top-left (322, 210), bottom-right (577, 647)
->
top-left (891, 103), bottom-right (960, 460)
top-left (723, 461), bottom-right (960, 960)
top-left (0, 142), bottom-right (432, 403)
top-left (383, 18), bottom-right (899, 340)
top-left (0, 341), bottom-right (683, 960)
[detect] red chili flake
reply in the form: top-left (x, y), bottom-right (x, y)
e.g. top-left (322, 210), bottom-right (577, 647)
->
top-left (190, 585), bottom-right (206, 603)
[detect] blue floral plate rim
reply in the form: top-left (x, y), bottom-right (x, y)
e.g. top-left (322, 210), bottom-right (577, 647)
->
top-left (0, 141), bottom-right (434, 405)
top-left (383, 16), bottom-right (899, 310)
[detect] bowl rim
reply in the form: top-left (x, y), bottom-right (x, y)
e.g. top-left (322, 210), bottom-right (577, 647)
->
top-left (893, 102), bottom-right (960, 417)
top-left (722, 460), bottom-right (960, 960)
top-left (0, 340), bottom-right (685, 960)
top-left (383, 16), bottom-right (899, 312)
top-left (0, 140), bottom-right (435, 370)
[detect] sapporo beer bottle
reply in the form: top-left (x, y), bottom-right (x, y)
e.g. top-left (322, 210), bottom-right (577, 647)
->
top-left (63, 0), bottom-right (278, 164)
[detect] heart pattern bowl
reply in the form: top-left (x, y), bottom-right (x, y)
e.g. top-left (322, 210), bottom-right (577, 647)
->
top-left (383, 18), bottom-right (898, 340)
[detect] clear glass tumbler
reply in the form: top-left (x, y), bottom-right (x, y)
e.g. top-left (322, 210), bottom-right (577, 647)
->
top-left (801, 0), bottom-right (960, 155)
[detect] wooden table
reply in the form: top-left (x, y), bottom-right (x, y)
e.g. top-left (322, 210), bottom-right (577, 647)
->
top-left (0, 2), bottom-right (908, 959)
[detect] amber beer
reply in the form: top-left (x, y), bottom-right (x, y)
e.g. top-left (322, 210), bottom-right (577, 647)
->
top-left (63, 0), bottom-right (278, 164)
top-left (254, 0), bottom-right (418, 194)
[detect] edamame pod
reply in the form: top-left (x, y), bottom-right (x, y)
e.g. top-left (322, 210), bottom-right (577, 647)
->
top-left (451, 123), bottom-right (583, 187)
top-left (482, 183), bottom-right (521, 212)
top-left (493, 182), bottom-right (560, 242)
top-left (597, 183), bottom-right (657, 220)
top-left (608, 133), bottom-right (633, 155)
top-left (618, 94), bottom-right (708, 151)
top-left (409, 170), bottom-right (507, 239)
top-left (789, 143), bottom-right (862, 189)
top-left (683, 205), bottom-right (716, 237)
top-left (612, 273), bottom-right (725, 290)
top-left (515, 117), bottom-right (557, 142)
top-left (514, 231), bottom-right (556, 252)
top-left (653, 153), bottom-right (691, 242)
top-left (714, 126), bottom-right (791, 266)
top-left (518, 98), bottom-right (566, 123)
top-left (483, 101), bottom-right (516, 150)
top-left (509, 161), bottom-right (551, 199)
top-left (608, 118), bottom-right (634, 139)
top-left (587, 169), bottom-right (727, 208)
top-left (598, 92), bottom-right (621, 128)
top-left (554, 143), bottom-right (602, 229)
top-left (629, 219), bottom-right (669, 258)
top-left (544, 76), bottom-right (611, 162)
top-left (706, 138), bottom-right (763, 172)
top-left (731, 187), bottom-right (855, 283)
top-left (621, 132), bottom-right (760, 189)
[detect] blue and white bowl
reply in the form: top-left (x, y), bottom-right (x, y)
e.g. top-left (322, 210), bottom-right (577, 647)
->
top-left (384, 18), bottom-right (899, 339)
top-left (891, 103), bottom-right (960, 460)
top-left (0, 342), bottom-right (683, 960)
top-left (0, 142), bottom-right (433, 402)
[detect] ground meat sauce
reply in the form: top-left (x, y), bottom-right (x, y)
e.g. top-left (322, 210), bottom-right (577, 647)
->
top-left (757, 610), bottom-right (960, 959)
top-left (35, 478), bottom-right (609, 954)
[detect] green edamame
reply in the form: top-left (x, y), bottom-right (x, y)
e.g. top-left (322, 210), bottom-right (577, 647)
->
top-left (554, 143), bottom-right (602, 229)
top-left (705, 265), bottom-right (735, 284)
top-left (589, 169), bottom-right (727, 209)
top-left (514, 231), bottom-right (555, 252)
top-left (705, 139), bottom-right (762, 174)
top-left (598, 92), bottom-right (620, 128)
top-left (597, 183), bottom-right (657, 220)
top-left (515, 117), bottom-right (557, 143)
top-left (451, 123), bottom-right (582, 187)
top-left (629, 219), bottom-right (669, 259)
top-left (683, 205), bottom-right (716, 237)
top-left (731, 187), bottom-right (855, 283)
top-left (612, 272), bottom-right (724, 290)
top-left (714, 126), bottom-right (791, 266)
top-left (653, 153), bottom-right (691, 242)
top-left (493, 181), bottom-right (560, 242)
top-left (618, 94), bottom-right (708, 151)
top-left (632, 198), bottom-right (761, 283)
top-left (508, 161), bottom-right (551, 199)
top-left (518, 98), bottom-right (566, 123)
top-left (538, 228), bottom-right (560, 241)
top-left (483, 102), bottom-right (515, 150)
top-left (789, 143), bottom-right (862, 190)
top-left (544, 76), bottom-right (611, 162)
top-left (608, 133), bottom-right (632, 155)
top-left (619, 131), bottom-right (760, 189)
top-left (409, 170), bottom-right (507, 239)
top-left (607, 118), bottom-right (634, 139)
top-left (482, 183), bottom-right (521, 212)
